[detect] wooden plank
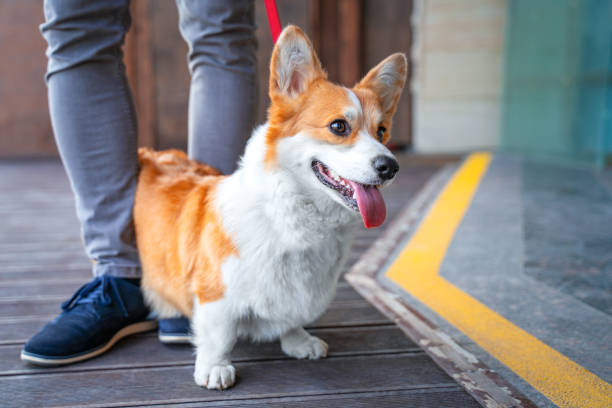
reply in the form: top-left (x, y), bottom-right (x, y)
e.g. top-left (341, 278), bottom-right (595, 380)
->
top-left (0, 279), bottom-right (88, 299)
top-left (0, 295), bottom-right (382, 320)
top-left (0, 218), bottom-right (79, 233)
top-left (0, 246), bottom-right (371, 268)
top-left (0, 242), bottom-right (83, 253)
top-left (338, 0), bottom-right (363, 86)
top-left (124, 0), bottom-right (156, 148)
top-left (310, 0), bottom-right (341, 83)
top-left (0, 251), bottom-right (87, 266)
top-left (0, 161), bottom-right (68, 181)
top-left (0, 3), bottom-right (55, 158)
top-left (0, 255), bottom-right (372, 277)
top-left (0, 263), bottom-right (91, 276)
top-left (0, 325), bottom-right (417, 375)
top-left (0, 247), bottom-right (85, 259)
top-left (0, 319), bottom-right (59, 346)
top-left (0, 187), bottom-right (71, 195)
top-left (148, 0), bottom-right (189, 151)
top-left (1, 354), bottom-right (456, 408)
top-left (0, 265), bottom-right (358, 287)
top-left (310, 300), bottom-right (390, 328)
top-left (159, 387), bottom-right (480, 408)
top-left (0, 280), bottom-right (362, 302)
top-left (0, 298), bottom-right (390, 345)
top-left (0, 205), bottom-right (74, 214)
top-left (0, 268), bottom-right (90, 283)
top-left (0, 231), bottom-right (80, 242)
top-left (2, 213), bottom-right (78, 223)
top-left (0, 235), bottom-right (81, 246)
top-left (0, 192), bottom-right (74, 202)
top-left (0, 299), bottom-right (62, 319)
top-left (0, 257), bottom-right (364, 286)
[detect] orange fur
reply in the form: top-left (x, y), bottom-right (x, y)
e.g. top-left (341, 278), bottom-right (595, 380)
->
top-left (134, 148), bottom-right (236, 317)
top-left (263, 27), bottom-right (406, 168)
top-left (352, 87), bottom-right (392, 144)
top-left (354, 52), bottom-right (407, 133)
top-left (265, 80), bottom-right (368, 167)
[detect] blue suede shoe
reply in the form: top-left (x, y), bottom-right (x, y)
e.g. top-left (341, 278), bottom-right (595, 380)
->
top-left (158, 317), bottom-right (191, 344)
top-left (21, 276), bottom-right (156, 366)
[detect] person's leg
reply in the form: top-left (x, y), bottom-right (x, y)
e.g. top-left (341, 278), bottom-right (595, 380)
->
top-left (177, 0), bottom-right (257, 174)
top-left (157, 0), bottom-right (256, 344)
top-left (44, 0), bottom-right (141, 278)
top-left (21, 0), bottom-right (153, 366)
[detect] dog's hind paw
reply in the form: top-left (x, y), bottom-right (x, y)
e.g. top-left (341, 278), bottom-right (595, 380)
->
top-left (194, 364), bottom-right (236, 390)
top-left (281, 332), bottom-right (328, 360)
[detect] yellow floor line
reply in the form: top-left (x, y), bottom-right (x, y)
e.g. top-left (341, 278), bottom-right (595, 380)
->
top-left (386, 152), bottom-right (612, 408)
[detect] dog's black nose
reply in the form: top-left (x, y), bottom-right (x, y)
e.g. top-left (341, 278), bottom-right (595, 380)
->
top-left (372, 156), bottom-right (399, 180)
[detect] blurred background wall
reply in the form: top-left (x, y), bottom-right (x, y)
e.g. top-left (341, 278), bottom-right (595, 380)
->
top-left (411, 0), bottom-right (506, 153)
top-left (0, 0), bottom-right (610, 167)
top-left (0, 0), bottom-right (413, 158)
top-left (501, 0), bottom-right (612, 167)
top-left (0, 2), bottom-right (52, 157)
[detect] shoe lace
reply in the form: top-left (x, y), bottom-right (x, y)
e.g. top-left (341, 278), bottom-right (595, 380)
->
top-left (61, 276), bottom-right (130, 318)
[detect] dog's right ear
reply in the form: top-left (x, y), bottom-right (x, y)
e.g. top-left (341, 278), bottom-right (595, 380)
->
top-left (269, 25), bottom-right (326, 101)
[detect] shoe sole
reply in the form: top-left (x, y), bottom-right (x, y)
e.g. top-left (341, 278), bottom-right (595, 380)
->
top-left (20, 320), bottom-right (158, 366)
top-left (158, 333), bottom-right (192, 344)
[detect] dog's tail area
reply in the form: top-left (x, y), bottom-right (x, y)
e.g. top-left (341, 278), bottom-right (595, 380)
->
top-left (138, 148), bottom-right (222, 178)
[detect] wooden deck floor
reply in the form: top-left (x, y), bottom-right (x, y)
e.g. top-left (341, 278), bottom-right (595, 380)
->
top-left (0, 157), bottom-right (481, 407)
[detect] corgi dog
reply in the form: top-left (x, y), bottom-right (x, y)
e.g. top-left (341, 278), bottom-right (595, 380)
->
top-left (134, 25), bottom-right (407, 390)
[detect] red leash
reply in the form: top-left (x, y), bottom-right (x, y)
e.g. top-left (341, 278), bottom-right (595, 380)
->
top-left (264, 0), bottom-right (282, 43)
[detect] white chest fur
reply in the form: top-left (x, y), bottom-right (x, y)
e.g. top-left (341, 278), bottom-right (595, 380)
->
top-left (214, 129), bottom-right (359, 340)
top-left (222, 225), bottom-right (354, 340)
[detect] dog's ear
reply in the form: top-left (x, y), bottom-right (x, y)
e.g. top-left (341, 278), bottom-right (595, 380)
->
top-left (269, 25), bottom-right (326, 101)
top-left (356, 53), bottom-right (407, 116)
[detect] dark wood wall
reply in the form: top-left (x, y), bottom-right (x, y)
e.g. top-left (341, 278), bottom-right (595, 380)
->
top-left (362, 0), bottom-right (413, 150)
top-left (0, 2), bottom-right (56, 157)
top-left (0, 0), bottom-right (412, 158)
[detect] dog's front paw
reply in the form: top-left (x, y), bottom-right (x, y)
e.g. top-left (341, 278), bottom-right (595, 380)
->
top-left (194, 364), bottom-right (236, 390)
top-left (282, 334), bottom-right (328, 360)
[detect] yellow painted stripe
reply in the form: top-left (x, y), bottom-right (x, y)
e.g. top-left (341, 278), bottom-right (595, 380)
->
top-left (386, 152), bottom-right (612, 408)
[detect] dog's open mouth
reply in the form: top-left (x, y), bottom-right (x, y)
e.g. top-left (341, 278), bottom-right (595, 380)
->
top-left (311, 160), bottom-right (386, 228)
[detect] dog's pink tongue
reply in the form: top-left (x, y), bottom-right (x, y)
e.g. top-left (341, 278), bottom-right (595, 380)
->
top-left (347, 181), bottom-right (386, 228)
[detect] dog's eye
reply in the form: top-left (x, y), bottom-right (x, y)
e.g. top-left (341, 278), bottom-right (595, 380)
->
top-left (329, 119), bottom-right (350, 137)
top-left (377, 126), bottom-right (386, 142)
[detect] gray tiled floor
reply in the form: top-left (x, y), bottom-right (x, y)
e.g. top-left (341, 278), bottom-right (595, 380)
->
top-left (380, 154), bottom-right (612, 407)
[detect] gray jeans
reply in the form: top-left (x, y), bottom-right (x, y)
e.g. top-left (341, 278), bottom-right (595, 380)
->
top-left (41, 0), bottom-right (257, 278)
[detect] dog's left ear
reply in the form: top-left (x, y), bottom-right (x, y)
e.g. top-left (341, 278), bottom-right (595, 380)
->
top-left (356, 53), bottom-right (408, 116)
top-left (269, 25), bottom-right (326, 101)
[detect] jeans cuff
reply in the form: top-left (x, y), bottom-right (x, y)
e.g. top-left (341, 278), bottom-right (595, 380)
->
top-left (93, 262), bottom-right (141, 279)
